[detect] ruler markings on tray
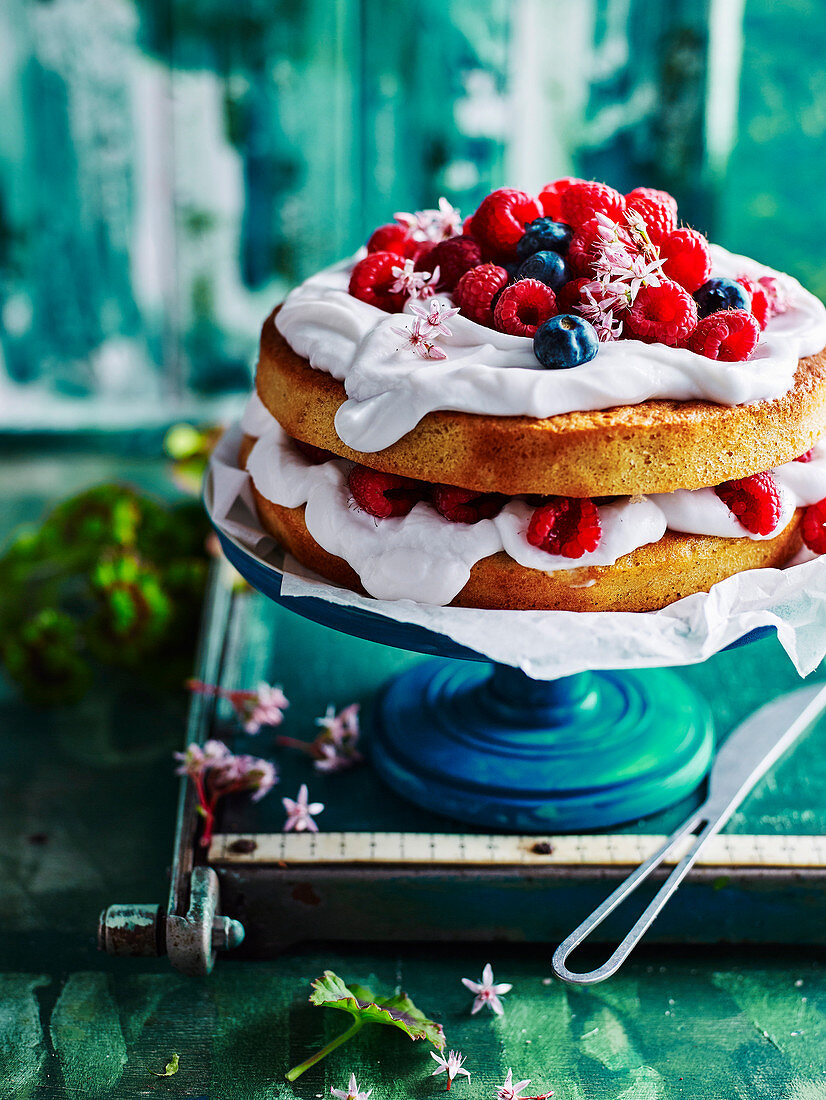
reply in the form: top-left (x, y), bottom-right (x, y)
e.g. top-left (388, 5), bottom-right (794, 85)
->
top-left (209, 831), bottom-right (826, 869)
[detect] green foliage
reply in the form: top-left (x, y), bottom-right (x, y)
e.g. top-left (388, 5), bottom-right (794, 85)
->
top-left (286, 970), bottom-right (445, 1082)
top-left (150, 1053), bottom-right (180, 1077)
top-left (1, 609), bottom-right (92, 706)
top-left (310, 970), bottom-right (446, 1050)
top-left (0, 484), bottom-right (210, 705)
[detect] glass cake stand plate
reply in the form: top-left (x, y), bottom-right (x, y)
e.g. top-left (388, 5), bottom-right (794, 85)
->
top-left (209, 500), bottom-right (770, 832)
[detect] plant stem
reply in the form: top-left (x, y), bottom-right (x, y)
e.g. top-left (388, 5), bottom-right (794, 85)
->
top-left (275, 735), bottom-right (317, 756)
top-left (285, 1018), bottom-right (365, 1082)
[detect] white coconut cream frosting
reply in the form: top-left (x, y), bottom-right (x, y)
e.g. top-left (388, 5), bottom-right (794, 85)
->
top-left (242, 395), bottom-right (826, 605)
top-left (274, 246), bottom-right (826, 454)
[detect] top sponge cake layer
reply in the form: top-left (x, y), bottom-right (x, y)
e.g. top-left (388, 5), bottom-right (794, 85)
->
top-left (257, 309), bottom-right (826, 497)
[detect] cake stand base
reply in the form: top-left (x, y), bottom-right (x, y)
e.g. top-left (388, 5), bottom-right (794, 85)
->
top-left (371, 659), bottom-right (714, 831)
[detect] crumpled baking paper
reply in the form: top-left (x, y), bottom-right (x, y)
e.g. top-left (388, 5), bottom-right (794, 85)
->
top-left (208, 426), bottom-right (826, 680)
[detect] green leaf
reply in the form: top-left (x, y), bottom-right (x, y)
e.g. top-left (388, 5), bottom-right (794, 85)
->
top-left (311, 970), bottom-right (445, 1050)
top-left (285, 970), bottom-right (444, 1082)
top-left (151, 1053), bottom-right (179, 1077)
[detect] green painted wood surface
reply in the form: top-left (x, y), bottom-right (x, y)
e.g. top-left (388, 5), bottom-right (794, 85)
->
top-left (4, 0), bottom-right (826, 428)
top-left (3, 453), bottom-right (826, 1098)
top-left (3, 954), bottom-right (826, 1099)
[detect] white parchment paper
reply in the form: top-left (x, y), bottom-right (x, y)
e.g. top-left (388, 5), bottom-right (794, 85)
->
top-left (208, 427), bottom-right (826, 680)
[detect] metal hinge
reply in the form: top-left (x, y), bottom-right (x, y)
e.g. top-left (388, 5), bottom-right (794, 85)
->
top-left (97, 866), bottom-right (244, 975)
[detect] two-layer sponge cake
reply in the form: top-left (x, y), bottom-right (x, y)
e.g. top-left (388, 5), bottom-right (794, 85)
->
top-left (239, 180), bottom-right (826, 611)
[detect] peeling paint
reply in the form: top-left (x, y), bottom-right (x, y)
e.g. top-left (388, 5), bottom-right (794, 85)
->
top-left (0, 975), bottom-right (49, 1100)
top-left (50, 973), bottom-right (127, 1097)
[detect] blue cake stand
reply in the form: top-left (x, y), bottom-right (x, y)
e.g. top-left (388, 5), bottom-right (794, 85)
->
top-left (212, 521), bottom-right (771, 832)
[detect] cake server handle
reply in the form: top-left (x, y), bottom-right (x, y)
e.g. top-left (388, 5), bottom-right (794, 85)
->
top-left (551, 812), bottom-right (710, 985)
top-left (552, 681), bottom-right (826, 986)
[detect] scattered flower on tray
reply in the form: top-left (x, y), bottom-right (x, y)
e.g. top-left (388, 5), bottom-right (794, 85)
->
top-left (175, 740), bottom-right (277, 847)
top-left (186, 678), bottom-right (289, 734)
top-left (285, 969), bottom-right (445, 1082)
top-left (282, 783), bottom-right (325, 832)
top-left (430, 1049), bottom-right (471, 1090)
top-left (276, 702), bottom-right (363, 773)
top-left (461, 963), bottom-right (513, 1016)
top-left (496, 1069), bottom-right (554, 1100)
top-left (314, 703), bottom-right (363, 772)
top-left (330, 1073), bottom-right (372, 1100)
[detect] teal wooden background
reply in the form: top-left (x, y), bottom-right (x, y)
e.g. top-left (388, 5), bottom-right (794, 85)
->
top-left (0, 0), bottom-right (824, 429)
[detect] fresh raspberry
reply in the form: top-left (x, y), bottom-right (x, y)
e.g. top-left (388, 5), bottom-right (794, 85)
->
top-left (796, 449), bottom-right (815, 463)
top-left (559, 181), bottom-right (625, 228)
top-left (736, 275), bottom-right (770, 329)
top-left (565, 217), bottom-right (606, 277)
top-left (469, 189), bottom-right (542, 258)
top-left (348, 465), bottom-right (425, 519)
top-left (556, 277), bottom-right (592, 314)
top-left (714, 473), bottom-right (782, 536)
top-left (416, 236), bottom-right (482, 290)
top-left (802, 499), bottom-right (826, 553)
top-left (624, 187), bottom-right (678, 240)
top-left (294, 438), bottom-right (335, 464)
top-left (410, 240), bottom-right (436, 267)
top-left (658, 228), bottom-right (712, 293)
top-left (366, 223), bottom-right (415, 257)
top-left (527, 497), bottom-right (602, 558)
top-left (687, 309), bottom-right (760, 361)
top-left (538, 177), bottom-right (585, 219)
top-left (493, 279), bottom-right (557, 337)
top-left (432, 484), bottom-right (505, 523)
top-left (758, 274), bottom-right (789, 318)
top-left (624, 279), bottom-right (698, 346)
top-left (454, 263), bottom-right (510, 326)
top-left (349, 251), bottom-right (407, 312)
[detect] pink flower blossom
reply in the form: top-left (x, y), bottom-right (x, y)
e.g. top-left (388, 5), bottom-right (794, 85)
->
top-left (242, 682), bottom-right (290, 734)
top-left (212, 754), bottom-right (278, 801)
top-left (282, 783), bottom-right (324, 832)
top-left (331, 1074), bottom-right (372, 1100)
top-left (588, 211), bottom-right (665, 309)
top-left (394, 197), bottom-right (462, 242)
top-left (174, 739), bottom-right (231, 778)
top-left (314, 703), bottom-right (363, 772)
top-left (497, 1070), bottom-right (553, 1100)
top-left (624, 207), bottom-right (661, 261)
top-left (410, 298), bottom-right (460, 337)
top-left (391, 317), bottom-right (449, 360)
top-left (430, 1050), bottom-right (470, 1090)
top-left (579, 283), bottom-right (625, 342)
top-left (276, 703), bottom-right (364, 773)
top-left (497, 1070), bottom-right (533, 1100)
top-left (174, 740), bottom-right (278, 847)
top-left (461, 963), bottom-right (512, 1016)
top-left (390, 258), bottom-right (440, 299)
top-left (186, 678), bottom-right (289, 735)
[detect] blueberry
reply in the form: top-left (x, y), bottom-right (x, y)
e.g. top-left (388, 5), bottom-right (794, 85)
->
top-left (502, 260), bottom-right (522, 281)
top-left (533, 315), bottom-right (599, 370)
top-left (517, 217), bottom-right (574, 260)
top-left (694, 277), bottom-right (750, 318)
top-left (517, 250), bottom-right (568, 291)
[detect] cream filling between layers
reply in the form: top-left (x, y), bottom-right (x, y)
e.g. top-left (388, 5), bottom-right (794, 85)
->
top-left (274, 246), bottom-right (826, 453)
top-left (243, 395), bottom-right (826, 606)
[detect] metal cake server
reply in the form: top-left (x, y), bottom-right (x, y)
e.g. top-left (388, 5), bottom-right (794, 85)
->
top-left (552, 681), bottom-right (826, 985)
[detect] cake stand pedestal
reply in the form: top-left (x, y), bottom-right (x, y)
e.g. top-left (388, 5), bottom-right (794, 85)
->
top-left (215, 530), bottom-right (715, 831)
